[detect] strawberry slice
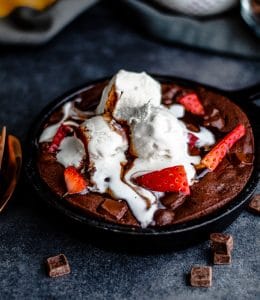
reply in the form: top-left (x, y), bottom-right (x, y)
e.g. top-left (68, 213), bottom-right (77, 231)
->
top-left (177, 93), bottom-right (205, 116)
top-left (64, 166), bottom-right (87, 194)
top-left (48, 124), bottom-right (71, 153)
top-left (188, 133), bottom-right (199, 151)
top-left (135, 166), bottom-right (190, 195)
top-left (201, 124), bottom-right (246, 171)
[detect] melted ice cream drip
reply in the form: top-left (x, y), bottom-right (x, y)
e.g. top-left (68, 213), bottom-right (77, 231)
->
top-left (56, 136), bottom-right (85, 169)
top-left (81, 116), bottom-right (157, 227)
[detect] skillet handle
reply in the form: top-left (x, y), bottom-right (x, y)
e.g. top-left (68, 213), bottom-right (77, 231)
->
top-left (225, 83), bottom-right (260, 103)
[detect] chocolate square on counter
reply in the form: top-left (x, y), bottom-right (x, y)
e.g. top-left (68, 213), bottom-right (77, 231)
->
top-left (214, 252), bottom-right (232, 265)
top-left (248, 194), bottom-right (260, 215)
top-left (46, 254), bottom-right (71, 278)
top-left (100, 199), bottom-right (128, 220)
top-left (210, 233), bottom-right (233, 254)
top-left (190, 266), bottom-right (212, 287)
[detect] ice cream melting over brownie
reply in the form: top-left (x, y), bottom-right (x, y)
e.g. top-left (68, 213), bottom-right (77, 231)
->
top-left (39, 70), bottom-right (217, 227)
top-left (81, 116), bottom-right (157, 227)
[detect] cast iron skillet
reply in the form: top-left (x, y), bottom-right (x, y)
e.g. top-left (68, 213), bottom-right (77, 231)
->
top-left (25, 75), bottom-right (259, 250)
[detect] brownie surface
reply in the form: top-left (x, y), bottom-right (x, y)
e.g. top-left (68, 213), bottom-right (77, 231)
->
top-left (37, 81), bottom-right (255, 227)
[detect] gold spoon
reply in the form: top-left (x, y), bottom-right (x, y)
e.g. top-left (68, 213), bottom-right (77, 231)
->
top-left (0, 134), bottom-right (22, 212)
top-left (0, 126), bottom-right (6, 171)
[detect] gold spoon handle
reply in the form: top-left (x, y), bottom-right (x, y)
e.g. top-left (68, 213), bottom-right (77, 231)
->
top-left (0, 126), bottom-right (6, 171)
top-left (0, 135), bottom-right (22, 213)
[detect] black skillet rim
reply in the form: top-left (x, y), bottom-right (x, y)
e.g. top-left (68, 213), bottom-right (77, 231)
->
top-left (25, 75), bottom-right (259, 237)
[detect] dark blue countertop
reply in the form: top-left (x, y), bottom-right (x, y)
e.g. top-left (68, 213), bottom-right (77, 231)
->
top-left (0, 2), bottom-right (259, 299)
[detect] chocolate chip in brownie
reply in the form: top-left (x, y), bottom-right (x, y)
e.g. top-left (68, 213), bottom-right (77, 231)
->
top-left (46, 254), bottom-right (70, 278)
top-left (162, 84), bottom-right (181, 105)
top-left (161, 193), bottom-right (187, 210)
top-left (213, 252), bottom-right (232, 265)
top-left (186, 123), bottom-right (200, 133)
top-left (203, 108), bottom-right (225, 130)
top-left (154, 209), bottom-right (175, 226)
top-left (190, 266), bottom-right (212, 287)
top-left (248, 194), bottom-right (260, 215)
top-left (210, 233), bottom-right (233, 254)
top-left (99, 199), bottom-right (128, 220)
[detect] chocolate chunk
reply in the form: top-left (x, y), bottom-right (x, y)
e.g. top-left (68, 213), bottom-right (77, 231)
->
top-left (189, 146), bottom-right (201, 156)
top-left (203, 108), bottom-right (225, 130)
top-left (162, 85), bottom-right (181, 105)
top-left (46, 254), bottom-right (70, 278)
top-left (186, 123), bottom-right (200, 133)
top-left (210, 233), bottom-right (233, 254)
top-left (213, 252), bottom-right (231, 265)
top-left (154, 209), bottom-right (175, 226)
top-left (100, 199), bottom-right (127, 220)
top-left (66, 194), bottom-right (104, 213)
top-left (161, 193), bottom-right (187, 210)
top-left (190, 266), bottom-right (212, 287)
top-left (248, 194), bottom-right (260, 215)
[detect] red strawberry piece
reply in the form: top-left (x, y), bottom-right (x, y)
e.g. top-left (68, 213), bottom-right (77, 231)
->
top-left (188, 133), bottom-right (199, 151)
top-left (48, 124), bottom-right (71, 153)
top-left (201, 124), bottom-right (246, 171)
top-left (177, 93), bottom-right (205, 116)
top-left (64, 166), bottom-right (87, 194)
top-left (135, 166), bottom-right (190, 195)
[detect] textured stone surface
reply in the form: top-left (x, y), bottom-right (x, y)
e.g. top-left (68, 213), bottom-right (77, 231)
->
top-left (0, 2), bottom-right (259, 299)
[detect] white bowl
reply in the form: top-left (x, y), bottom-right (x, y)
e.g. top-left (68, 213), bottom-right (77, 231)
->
top-left (153, 0), bottom-right (238, 17)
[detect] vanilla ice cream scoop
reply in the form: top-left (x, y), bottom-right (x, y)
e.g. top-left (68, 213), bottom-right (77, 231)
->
top-left (124, 106), bottom-right (201, 201)
top-left (96, 70), bottom-right (161, 123)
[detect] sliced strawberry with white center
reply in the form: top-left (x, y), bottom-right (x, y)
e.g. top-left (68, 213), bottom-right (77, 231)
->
top-left (48, 124), bottom-right (71, 153)
top-left (177, 93), bottom-right (205, 116)
top-left (64, 166), bottom-right (87, 194)
top-left (201, 124), bottom-right (246, 171)
top-left (135, 166), bottom-right (190, 195)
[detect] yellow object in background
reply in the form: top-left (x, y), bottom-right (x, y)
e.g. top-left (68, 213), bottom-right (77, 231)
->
top-left (0, 0), bottom-right (56, 17)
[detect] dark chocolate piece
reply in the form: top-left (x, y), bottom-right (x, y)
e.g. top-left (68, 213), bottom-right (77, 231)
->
top-left (190, 266), bottom-right (212, 287)
top-left (162, 84), bottom-right (181, 105)
top-left (213, 252), bottom-right (232, 265)
top-left (203, 108), bottom-right (225, 130)
top-left (210, 233), bottom-right (233, 254)
top-left (161, 193), bottom-right (186, 210)
top-left (248, 194), bottom-right (260, 215)
top-left (100, 199), bottom-right (127, 220)
top-left (154, 209), bottom-right (175, 226)
top-left (186, 123), bottom-right (200, 133)
top-left (46, 254), bottom-right (70, 278)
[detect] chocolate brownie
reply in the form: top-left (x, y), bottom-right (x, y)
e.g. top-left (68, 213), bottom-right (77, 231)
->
top-left (37, 76), bottom-right (254, 228)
